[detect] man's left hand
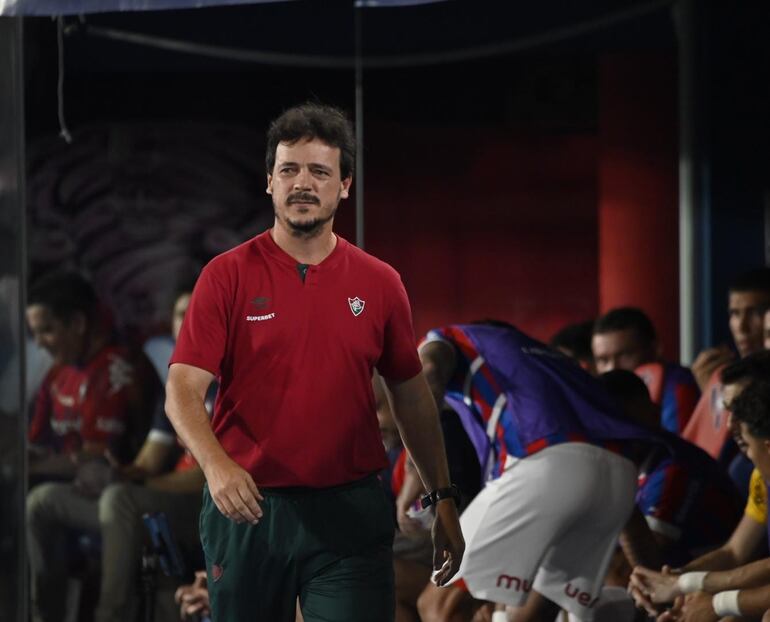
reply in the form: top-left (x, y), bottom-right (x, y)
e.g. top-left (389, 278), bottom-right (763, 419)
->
top-left (431, 499), bottom-right (464, 587)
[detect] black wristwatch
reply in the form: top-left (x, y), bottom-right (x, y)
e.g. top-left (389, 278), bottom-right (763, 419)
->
top-left (420, 484), bottom-right (461, 509)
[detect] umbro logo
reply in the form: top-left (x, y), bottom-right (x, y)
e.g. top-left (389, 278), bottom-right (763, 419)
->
top-left (251, 296), bottom-right (270, 309)
top-left (348, 297), bottom-right (365, 317)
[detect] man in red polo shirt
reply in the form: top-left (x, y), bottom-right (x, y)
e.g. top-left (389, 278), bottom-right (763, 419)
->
top-left (166, 103), bottom-right (464, 622)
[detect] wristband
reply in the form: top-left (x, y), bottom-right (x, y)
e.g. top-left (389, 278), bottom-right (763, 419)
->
top-left (491, 611), bottom-right (507, 622)
top-left (420, 484), bottom-right (461, 509)
top-left (712, 590), bottom-right (741, 617)
top-left (677, 572), bottom-right (707, 594)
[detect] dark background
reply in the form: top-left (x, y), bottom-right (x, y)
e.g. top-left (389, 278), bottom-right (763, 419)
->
top-left (19, 0), bottom-right (770, 354)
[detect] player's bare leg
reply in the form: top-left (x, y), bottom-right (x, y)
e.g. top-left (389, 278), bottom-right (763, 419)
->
top-left (417, 581), bottom-right (480, 622)
top-left (393, 558), bottom-right (430, 622)
top-left (507, 590), bottom-right (561, 622)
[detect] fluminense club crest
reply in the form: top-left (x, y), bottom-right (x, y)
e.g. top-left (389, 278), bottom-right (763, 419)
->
top-left (348, 297), bottom-right (365, 317)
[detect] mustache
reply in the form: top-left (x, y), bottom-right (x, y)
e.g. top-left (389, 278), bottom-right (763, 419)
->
top-left (287, 192), bottom-right (320, 205)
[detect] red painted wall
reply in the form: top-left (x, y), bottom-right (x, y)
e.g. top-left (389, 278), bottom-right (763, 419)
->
top-left (598, 54), bottom-right (679, 360)
top-left (361, 122), bottom-right (600, 343)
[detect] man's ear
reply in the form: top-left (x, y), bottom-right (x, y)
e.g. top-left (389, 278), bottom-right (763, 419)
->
top-left (266, 173), bottom-right (273, 195)
top-left (339, 175), bottom-right (352, 200)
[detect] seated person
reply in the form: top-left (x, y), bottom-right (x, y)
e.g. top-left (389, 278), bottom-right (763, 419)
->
top-left (629, 353), bottom-right (770, 619)
top-left (592, 307), bottom-right (699, 434)
top-left (27, 271), bottom-right (158, 479)
top-left (27, 287), bottom-right (206, 622)
top-left (636, 379), bottom-right (770, 621)
top-left (550, 320), bottom-right (596, 375)
top-left (601, 370), bottom-right (742, 569)
top-left (415, 322), bottom-right (667, 622)
top-left (683, 268), bottom-right (770, 463)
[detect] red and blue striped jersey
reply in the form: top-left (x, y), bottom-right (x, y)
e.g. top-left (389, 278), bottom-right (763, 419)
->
top-left (636, 362), bottom-right (701, 435)
top-left (423, 324), bottom-right (657, 477)
top-left (423, 325), bottom-right (514, 480)
top-left (636, 439), bottom-right (742, 565)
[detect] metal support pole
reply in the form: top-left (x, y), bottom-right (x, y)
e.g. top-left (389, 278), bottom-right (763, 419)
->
top-left (675, 0), bottom-right (704, 363)
top-left (354, 4), bottom-right (365, 250)
top-left (0, 15), bottom-right (28, 622)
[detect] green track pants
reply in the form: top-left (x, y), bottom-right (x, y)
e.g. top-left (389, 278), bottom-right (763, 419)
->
top-left (200, 474), bottom-right (396, 622)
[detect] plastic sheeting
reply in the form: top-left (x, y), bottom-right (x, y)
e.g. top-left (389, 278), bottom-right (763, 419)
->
top-left (0, 0), bottom-right (445, 16)
top-left (0, 0), bottom-right (264, 15)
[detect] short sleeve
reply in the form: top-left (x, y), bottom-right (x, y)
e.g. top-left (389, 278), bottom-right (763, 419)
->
top-left (376, 272), bottom-right (421, 382)
top-left (745, 468), bottom-right (767, 525)
top-left (170, 263), bottom-right (230, 376)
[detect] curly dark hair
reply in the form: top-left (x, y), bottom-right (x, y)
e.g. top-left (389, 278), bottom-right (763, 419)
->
top-left (731, 379), bottom-right (770, 440)
top-left (265, 103), bottom-right (355, 179)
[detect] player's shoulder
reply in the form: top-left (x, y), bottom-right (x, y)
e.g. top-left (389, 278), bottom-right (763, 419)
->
top-left (749, 467), bottom-right (765, 491)
top-left (84, 343), bottom-right (148, 394)
top-left (205, 235), bottom-right (263, 273)
top-left (342, 238), bottom-right (403, 281)
top-left (418, 327), bottom-right (455, 352)
top-left (94, 343), bottom-right (132, 365)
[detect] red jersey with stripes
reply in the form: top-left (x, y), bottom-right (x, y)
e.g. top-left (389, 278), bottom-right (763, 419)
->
top-left (29, 345), bottom-right (155, 461)
top-left (170, 230), bottom-right (422, 488)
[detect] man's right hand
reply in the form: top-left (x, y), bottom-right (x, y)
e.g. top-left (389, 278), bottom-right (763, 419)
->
top-left (204, 456), bottom-right (263, 524)
top-left (691, 346), bottom-right (734, 391)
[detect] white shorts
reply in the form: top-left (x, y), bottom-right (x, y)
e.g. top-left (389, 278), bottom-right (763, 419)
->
top-left (564, 586), bottom-right (637, 622)
top-left (452, 442), bottom-right (636, 622)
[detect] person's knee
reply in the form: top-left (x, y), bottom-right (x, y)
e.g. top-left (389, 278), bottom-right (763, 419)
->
top-left (415, 588), bottom-right (441, 622)
top-left (417, 584), bottom-right (463, 622)
top-left (98, 482), bottom-right (136, 524)
top-left (761, 611), bottom-right (770, 622)
top-left (27, 482), bottom-right (64, 525)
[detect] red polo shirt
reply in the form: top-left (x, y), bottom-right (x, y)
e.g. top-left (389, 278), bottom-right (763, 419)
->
top-left (171, 230), bottom-right (422, 487)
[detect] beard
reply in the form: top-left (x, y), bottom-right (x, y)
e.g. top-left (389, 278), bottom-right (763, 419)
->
top-left (284, 211), bottom-right (336, 238)
top-left (274, 194), bottom-right (338, 239)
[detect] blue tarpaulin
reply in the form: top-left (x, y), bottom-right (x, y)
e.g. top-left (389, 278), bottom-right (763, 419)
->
top-left (0, 0), bottom-right (445, 16)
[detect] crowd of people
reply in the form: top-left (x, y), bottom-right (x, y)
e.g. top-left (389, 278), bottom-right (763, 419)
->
top-left (23, 101), bottom-right (770, 622)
